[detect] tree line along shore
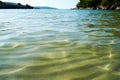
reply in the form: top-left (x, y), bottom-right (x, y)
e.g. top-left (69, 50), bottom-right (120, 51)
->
top-left (0, 0), bottom-right (120, 10)
top-left (76, 0), bottom-right (120, 10)
top-left (0, 0), bottom-right (33, 9)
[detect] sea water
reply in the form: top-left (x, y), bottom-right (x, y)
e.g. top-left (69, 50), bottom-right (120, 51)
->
top-left (0, 9), bottom-right (120, 80)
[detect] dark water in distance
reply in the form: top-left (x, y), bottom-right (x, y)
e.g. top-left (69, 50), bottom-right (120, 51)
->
top-left (0, 9), bottom-right (120, 80)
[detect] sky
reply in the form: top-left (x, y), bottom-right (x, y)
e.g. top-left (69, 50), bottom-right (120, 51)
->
top-left (2, 0), bottom-right (79, 9)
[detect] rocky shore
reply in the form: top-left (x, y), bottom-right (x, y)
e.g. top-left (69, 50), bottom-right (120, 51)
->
top-left (76, 0), bottom-right (120, 10)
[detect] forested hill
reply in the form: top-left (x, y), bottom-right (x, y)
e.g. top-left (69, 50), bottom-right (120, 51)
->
top-left (76, 0), bottom-right (120, 10)
top-left (0, 0), bottom-right (33, 9)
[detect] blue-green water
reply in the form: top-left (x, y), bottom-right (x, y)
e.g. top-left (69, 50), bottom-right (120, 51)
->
top-left (0, 9), bottom-right (120, 80)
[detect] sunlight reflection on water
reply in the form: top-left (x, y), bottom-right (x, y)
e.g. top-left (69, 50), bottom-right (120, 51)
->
top-left (0, 9), bottom-right (120, 80)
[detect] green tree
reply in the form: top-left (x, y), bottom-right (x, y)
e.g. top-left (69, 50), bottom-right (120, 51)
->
top-left (76, 0), bottom-right (120, 9)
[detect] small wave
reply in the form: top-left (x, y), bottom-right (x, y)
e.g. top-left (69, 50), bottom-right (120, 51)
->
top-left (0, 43), bottom-right (25, 50)
top-left (0, 22), bottom-right (11, 25)
top-left (0, 66), bottom-right (27, 75)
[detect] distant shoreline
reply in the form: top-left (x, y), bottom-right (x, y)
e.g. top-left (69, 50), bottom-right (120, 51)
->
top-left (0, 1), bottom-right (58, 9)
top-left (0, 1), bottom-right (33, 9)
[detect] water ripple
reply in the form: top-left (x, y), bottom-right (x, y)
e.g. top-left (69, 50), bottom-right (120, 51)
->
top-left (0, 10), bottom-right (120, 80)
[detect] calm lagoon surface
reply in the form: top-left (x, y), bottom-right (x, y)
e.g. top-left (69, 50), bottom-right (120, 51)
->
top-left (0, 9), bottom-right (120, 80)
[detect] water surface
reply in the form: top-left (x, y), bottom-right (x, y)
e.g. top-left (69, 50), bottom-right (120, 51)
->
top-left (0, 9), bottom-right (120, 80)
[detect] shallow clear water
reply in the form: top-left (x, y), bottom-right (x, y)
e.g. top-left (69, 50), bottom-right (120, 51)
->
top-left (0, 9), bottom-right (120, 80)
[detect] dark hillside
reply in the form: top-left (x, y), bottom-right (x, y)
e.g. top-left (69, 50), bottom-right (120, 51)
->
top-left (76, 0), bottom-right (120, 10)
top-left (0, 0), bottom-right (33, 9)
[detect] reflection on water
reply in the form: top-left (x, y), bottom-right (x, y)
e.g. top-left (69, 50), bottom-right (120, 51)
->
top-left (0, 10), bottom-right (120, 80)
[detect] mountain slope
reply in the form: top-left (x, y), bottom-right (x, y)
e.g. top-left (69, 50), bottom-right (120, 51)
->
top-left (0, 0), bottom-right (33, 9)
